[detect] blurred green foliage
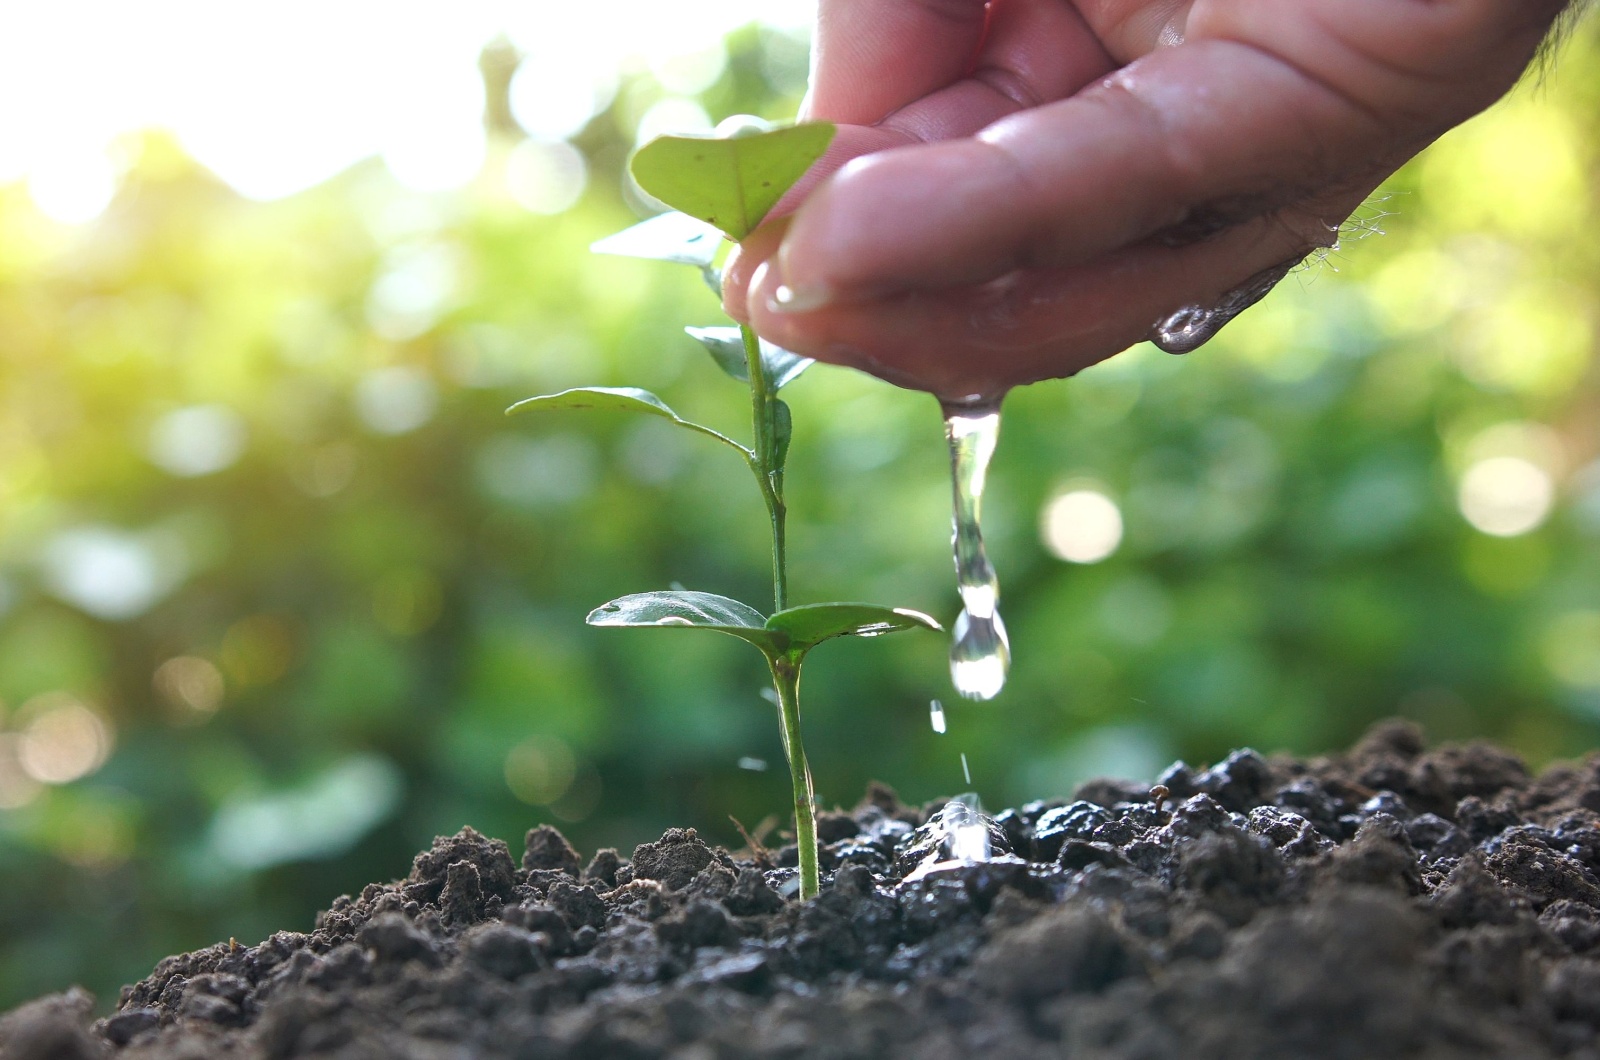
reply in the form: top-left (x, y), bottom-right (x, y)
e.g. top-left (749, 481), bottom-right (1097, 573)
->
top-left (1, 21), bottom-right (1598, 1011)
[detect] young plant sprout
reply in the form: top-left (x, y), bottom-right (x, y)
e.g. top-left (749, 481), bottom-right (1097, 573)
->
top-left (509, 116), bottom-right (941, 900)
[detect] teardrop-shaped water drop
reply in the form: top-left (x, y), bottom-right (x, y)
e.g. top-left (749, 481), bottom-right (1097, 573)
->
top-left (1150, 254), bottom-right (1308, 355)
top-left (1151, 304), bottom-right (1221, 354)
top-left (942, 396), bottom-right (1011, 701)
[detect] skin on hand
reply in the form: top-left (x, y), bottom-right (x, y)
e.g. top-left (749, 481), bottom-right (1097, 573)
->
top-left (721, 0), bottom-right (1576, 400)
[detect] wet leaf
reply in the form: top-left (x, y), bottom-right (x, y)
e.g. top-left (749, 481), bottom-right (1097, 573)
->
top-left (586, 594), bottom-right (940, 660)
top-left (684, 326), bottom-right (812, 391)
top-left (506, 387), bottom-right (749, 457)
top-left (589, 212), bottom-right (722, 267)
top-left (587, 591), bottom-right (780, 654)
top-left (631, 123), bottom-right (836, 240)
top-left (766, 603), bottom-right (942, 653)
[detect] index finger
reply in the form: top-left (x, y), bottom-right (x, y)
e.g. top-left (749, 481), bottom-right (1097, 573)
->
top-left (803, 0), bottom-right (992, 125)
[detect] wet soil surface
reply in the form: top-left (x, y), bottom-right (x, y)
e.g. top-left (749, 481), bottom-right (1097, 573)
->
top-left (8, 721), bottom-right (1600, 1059)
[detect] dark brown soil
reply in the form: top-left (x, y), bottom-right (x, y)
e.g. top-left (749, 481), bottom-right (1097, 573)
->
top-left (7, 720), bottom-right (1600, 1059)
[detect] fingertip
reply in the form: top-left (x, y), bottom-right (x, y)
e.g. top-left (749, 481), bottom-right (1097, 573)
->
top-left (720, 246), bottom-right (753, 323)
top-left (720, 217), bottom-right (789, 322)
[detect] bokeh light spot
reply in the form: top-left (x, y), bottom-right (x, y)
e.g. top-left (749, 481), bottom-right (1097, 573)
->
top-left (1458, 456), bottom-right (1554, 537)
top-left (475, 434), bottom-right (598, 509)
top-left (504, 735), bottom-right (578, 806)
top-left (355, 367), bottom-right (439, 435)
top-left (509, 57), bottom-right (617, 141)
top-left (633, 98), bottom-right (713, 146)
top-left (207, 755), bottom-right (403, 871)
top-left (40, 526), bottom-right (184, 621)
top-left (505, 140), bottom-right (588, 215)
top-left (153, 656), bottom-right (225, 721)
top-left (1040, 489), bottom-right (1124, 564)
top-left (147, 404), bottom-right (247, 477)
top-left (650, 42), bottom-right (727, 95)
top-left (366, 245), bottom-right (461, 342)
top-left (291, 443), bottom-right (359, 498)
top-left (16, 693), bottom-right (113, 785)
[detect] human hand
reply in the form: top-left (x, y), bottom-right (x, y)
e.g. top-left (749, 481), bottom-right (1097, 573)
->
top-left (721, 0), bottom-right (1576, 399)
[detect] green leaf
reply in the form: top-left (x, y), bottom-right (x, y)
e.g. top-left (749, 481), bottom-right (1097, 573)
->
top-left (631, 123), bottom-right (837, 240)
top-left (770, 398), bottom-right (793, 475)
top-left (587, 591), bottom-right (780, 654)
top-left (506, 386), bottom-right (749, 457)
top-left (586, 594), bottom-right (941, 661)
top-left (589, 212), bottom-right (722, 267)
top-left (684, 326), bottom-right (813, 391)
top-left (766, 603), bottom-right (943, 653)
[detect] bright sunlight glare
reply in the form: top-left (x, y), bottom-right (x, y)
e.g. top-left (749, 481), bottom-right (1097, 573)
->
top-left (0, 0), bottom-right (816, 215)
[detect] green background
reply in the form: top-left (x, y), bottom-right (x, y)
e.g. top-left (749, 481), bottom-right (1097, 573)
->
top-left (1, 20), bottom-right (1597, 1010)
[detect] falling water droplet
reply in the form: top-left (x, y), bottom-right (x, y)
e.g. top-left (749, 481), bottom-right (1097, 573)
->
top-left (737, 756), bottom-right (768, 771)
top-left (960, 752), bottom-right (972, 786)
top-left (942, 396), bottom-right (1011, 700)
top-left (929, 699), bottom-right (947, 734)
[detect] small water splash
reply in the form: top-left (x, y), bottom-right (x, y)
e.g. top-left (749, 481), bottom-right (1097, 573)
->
top-left (942, 397), bottom-right (1011, 701)
top-left (942, 795), bottom-right (992, 863)
top-left (901, 793), bottom-right (994, 883)
top-left (929, 699), bottom-right (947, 734)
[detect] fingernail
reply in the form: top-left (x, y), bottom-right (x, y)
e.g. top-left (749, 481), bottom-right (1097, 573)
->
top-left (768, 281), bottom-right (833, 314)
top-left (751, 259), bottom-right (834, 314)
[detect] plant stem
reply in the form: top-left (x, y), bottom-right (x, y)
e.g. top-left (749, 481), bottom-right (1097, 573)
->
top-left (769, 653), bottom-right (818, 899)
top-left (741, 324), bottom-right (787, 613)
top-left (743, 324), bottom-right (810, 896)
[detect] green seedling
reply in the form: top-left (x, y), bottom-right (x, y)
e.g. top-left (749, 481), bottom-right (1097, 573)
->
top-left (510, 117), bottom-right (941, 900)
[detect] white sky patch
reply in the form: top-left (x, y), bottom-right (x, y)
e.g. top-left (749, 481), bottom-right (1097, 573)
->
top-left (0, 0), bottom-right (815, 212)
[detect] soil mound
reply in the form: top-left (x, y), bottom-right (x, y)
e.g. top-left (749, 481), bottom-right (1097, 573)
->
top-left (6, 720), bottom-right (1600, 1059)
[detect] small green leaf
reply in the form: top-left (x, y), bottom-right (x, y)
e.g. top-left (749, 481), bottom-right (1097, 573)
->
top-left (631, 123), bottom-right (837, 240)
top-left (766, 603), bottom-right (943, 653)
top-left (506, 386), bottom-right (749, 457)
top-left (587, 591), bottom-right (780, 654)
top-left (590, 212), bottom-right (722, 267)
top-left (770, 398), bottom-right (793, 475)
top-left (684, 326), bottom-right (812, 391)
